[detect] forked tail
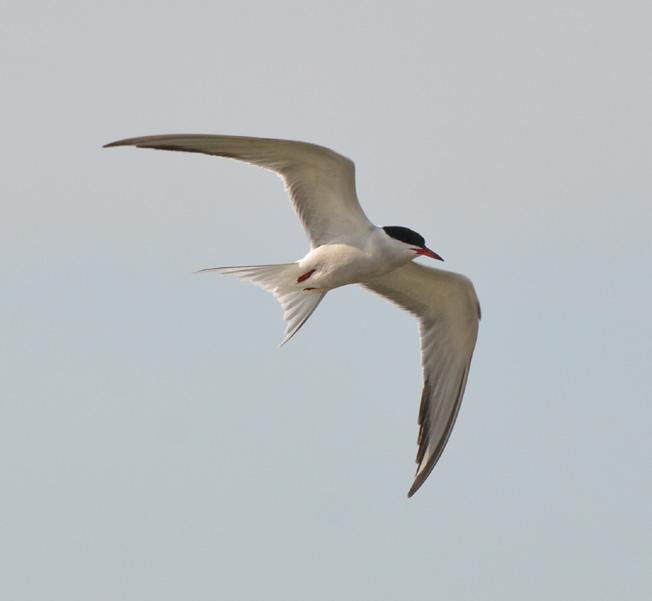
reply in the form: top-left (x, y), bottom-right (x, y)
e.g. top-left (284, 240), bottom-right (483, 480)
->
top-left (198, 263), bottom-right (326, 345)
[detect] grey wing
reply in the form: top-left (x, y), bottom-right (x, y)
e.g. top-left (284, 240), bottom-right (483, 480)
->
top-left (104, 134), bottom-right (373, 247)
top-left (363, 261), bottom-right (480, 497)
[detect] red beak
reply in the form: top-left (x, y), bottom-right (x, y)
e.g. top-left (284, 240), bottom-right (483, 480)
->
top-left (415, 247), bottom-right (444, 261)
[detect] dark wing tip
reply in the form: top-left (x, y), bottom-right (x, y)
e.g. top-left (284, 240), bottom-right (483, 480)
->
top-left (103, 137), bottom-right (137, 148)
top-left (406, 365), bottom-right (470, 499)
top-left (407, 471), bottom-right (430, 498)
top-left (102, 136), bottom-right (236, 157)
top-left (103, 135), bottom-right (179, 149)
top-left (406, 446), bottom-right (445, 498)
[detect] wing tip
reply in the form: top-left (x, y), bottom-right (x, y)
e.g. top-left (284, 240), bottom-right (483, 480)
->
top-left (102, 136), bottom-right (225, 156)
top-left (406, 465), bottom-right (433, 498)
top-left (103, 136), bottom-right (137, 148)
top-left (102, 135), bottom-right (174, 149)
top-left (103, 138), bottom-right (136, 149)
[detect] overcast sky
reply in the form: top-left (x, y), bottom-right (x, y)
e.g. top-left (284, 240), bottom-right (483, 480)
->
top-left (2, 1), bottom-right (651, 600)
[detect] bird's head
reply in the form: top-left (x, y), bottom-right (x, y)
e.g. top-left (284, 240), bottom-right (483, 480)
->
top-left (382, 226), bottom-right (443, 261)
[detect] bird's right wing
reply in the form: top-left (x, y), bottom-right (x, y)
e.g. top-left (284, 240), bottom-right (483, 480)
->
top-left (104, 134), bottom-right (373, 248)
top-left (363, 261), bottom-right (480, 497)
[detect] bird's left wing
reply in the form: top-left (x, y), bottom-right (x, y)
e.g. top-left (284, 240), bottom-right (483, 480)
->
top-left (362, 261), bottom-right (480, 497)
top-left (104, 134), bottom-right (373, 248)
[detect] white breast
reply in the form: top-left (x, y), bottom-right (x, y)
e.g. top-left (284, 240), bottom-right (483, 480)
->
top-left (298, 228), bottom-right (413, 289)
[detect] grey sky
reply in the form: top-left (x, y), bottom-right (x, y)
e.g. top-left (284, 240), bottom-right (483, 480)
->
top-left (2, 1), bottom-right (650, 599)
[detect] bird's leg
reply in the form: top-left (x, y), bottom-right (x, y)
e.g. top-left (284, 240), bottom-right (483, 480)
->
top-left (297, 269), bottom-right (316, 283)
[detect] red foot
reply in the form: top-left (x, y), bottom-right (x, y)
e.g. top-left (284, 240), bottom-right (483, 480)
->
top-left (297, 269), bottom-right (316, 283)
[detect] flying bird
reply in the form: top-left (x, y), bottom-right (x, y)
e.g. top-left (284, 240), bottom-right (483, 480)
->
top-left (104, 134), bottom-right (480, 497)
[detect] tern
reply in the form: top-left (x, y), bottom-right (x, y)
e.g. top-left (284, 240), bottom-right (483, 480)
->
top-left (104, 134), bottom-right (480, 497)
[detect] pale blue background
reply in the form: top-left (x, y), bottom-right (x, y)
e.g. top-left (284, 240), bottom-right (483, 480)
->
top-left (2, 1), bottom-right (651, 599)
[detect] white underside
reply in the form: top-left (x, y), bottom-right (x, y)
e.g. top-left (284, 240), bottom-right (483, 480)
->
top-left (297, 228), bottom-right (416, 290)
top-left (200, 229), bottom-right (417, 345)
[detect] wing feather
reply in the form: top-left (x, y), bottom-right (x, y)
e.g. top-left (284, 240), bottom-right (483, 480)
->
top-left (363, 261), bottom-right (480, 497)
top-left (104, 134), bottom-right (373, 247)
